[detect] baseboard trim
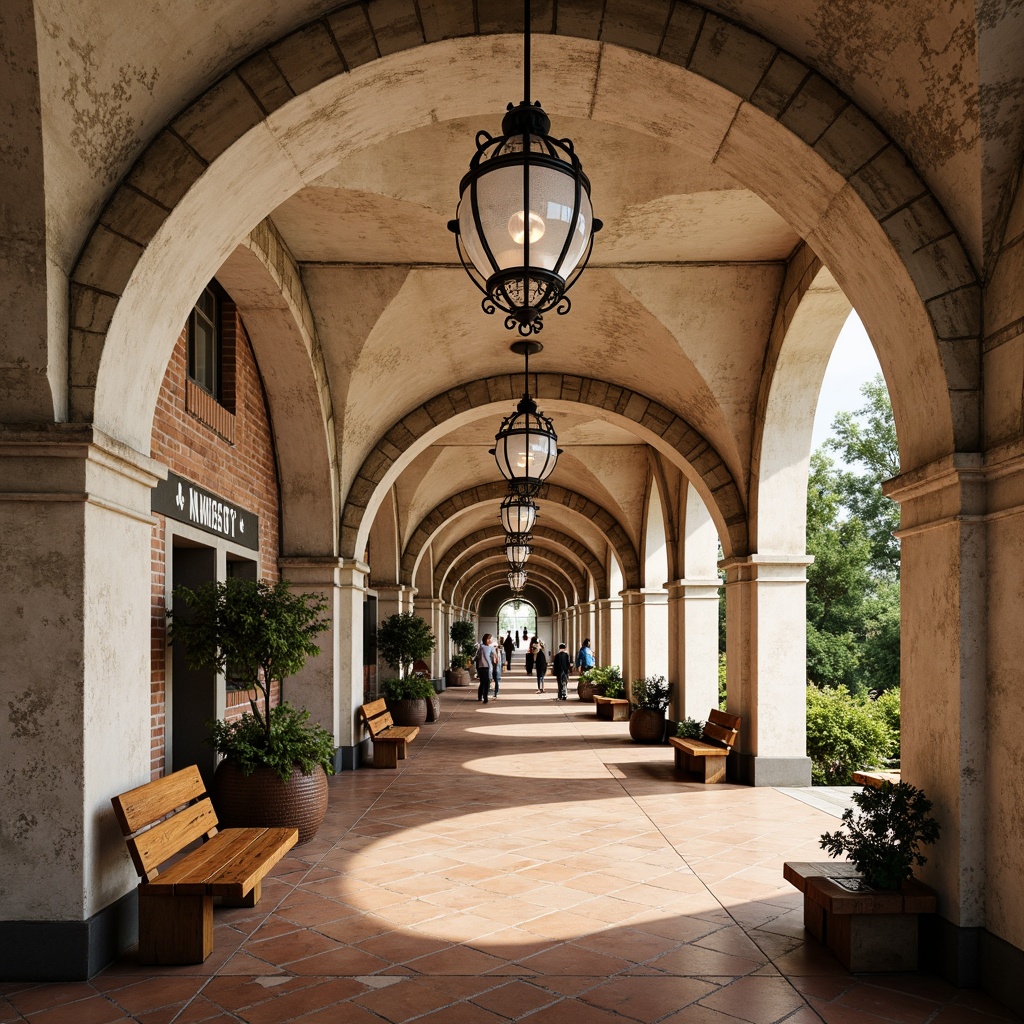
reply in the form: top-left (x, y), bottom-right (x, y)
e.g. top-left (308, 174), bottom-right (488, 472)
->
top-left (333, 739), bottom-right (369, 772)
top-left (0, 889), bottom-right (137, 981)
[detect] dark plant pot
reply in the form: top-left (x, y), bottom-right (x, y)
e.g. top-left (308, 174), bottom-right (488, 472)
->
top-left (389, 697), bottom-right (428, 727)
top-left (444, 668), bottom-right (459, 688)
top-left (424, 693), bottom-right (441, 722)
top-left (629, 707), bottom-right (667, 744)
top-left (577, 679), bottom-right (597, 702)
top-left (212, 759), bottom-right (329, 846)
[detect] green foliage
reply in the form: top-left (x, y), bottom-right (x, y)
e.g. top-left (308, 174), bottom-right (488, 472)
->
top-left (676, 717), bottom-right (705, 740)
top-left (376, 612), bottom-right (435, 676)
top-left (825, 374), bottom-right (901, 577)
top-left (805, 684), bottom-right (897, 785)
top-left (873, 687), bottom-right (901, 761)
top-left (168, 578), bottom-right (329, 746)
top-left (450, 653), bottom-right (470, 670)
top-left (208, 702), bottom-right (335, 781)
top-left (717, 652), bottom-right (727, 710)
top-left (859, 581), bottom-right (901, 692)
top-left (630, 675), bottom-right (672, 712)
top-left (582, 665), bottom-right (624, 698)
top-left (820, 781), bottom-right (940, 890)
top-left (380, 675), bottom-right (435, 701)
top-left (450, 620), bottom-right (477, 659)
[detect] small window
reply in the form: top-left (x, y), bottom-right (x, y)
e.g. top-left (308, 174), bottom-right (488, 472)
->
top-left (188, 284), bottom-right (221, 398)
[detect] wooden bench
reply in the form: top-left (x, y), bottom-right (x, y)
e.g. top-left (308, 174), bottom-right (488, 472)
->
top-left (852, 769), bottom-right (901, 789)
top-left (594, 695), bottom-right (630, 721)
top-left (669, 709), bottom-right (741, 783)
top-left (358, 698), bottom-right (421, 768)
top-left (111, 765), bottom-right (297, 965)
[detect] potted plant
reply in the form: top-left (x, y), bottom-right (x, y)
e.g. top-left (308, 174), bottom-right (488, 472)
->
top-left (628, 675), bottom-right (673, 743)
top-left (168, 578), bottom-right (334, 845)
top-left (577, 664), bottom-right (622, 703)
top-left (376, 611), bottom-right (436, 680)
top-left (448, 620), bottom-right (477, 686)
top-left (380, 674), bottom-right (436, 727)
top-left (820, 781), bottom-right (941, 890)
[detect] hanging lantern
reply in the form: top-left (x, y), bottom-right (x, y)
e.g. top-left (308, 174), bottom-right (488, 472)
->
top-left (508, 569), bottom-right (527, 591)
top-left (491, 340), bottom-right (560, 495)
top-left (504, 535), bottom-right (531, 570)
top-left (499, 492), bottom-right (539, 535)
top-left (448, 0), bottom-right (601, 336)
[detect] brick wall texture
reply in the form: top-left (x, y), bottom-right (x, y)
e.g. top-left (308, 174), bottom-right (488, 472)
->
top-left (149, 293), bottom-right (281, 778)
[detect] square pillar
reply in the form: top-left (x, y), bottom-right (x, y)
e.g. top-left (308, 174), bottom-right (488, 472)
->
top-left (620, 588), bottom-right (669, 688)
top-left (280, 557), bottom-right (368, 770)
top-left (666, 578), bottom-right (720, 722)
top-left (596, 597), bottom-right (622, 670)
top-left (721, 554), bottom-right (813, 786)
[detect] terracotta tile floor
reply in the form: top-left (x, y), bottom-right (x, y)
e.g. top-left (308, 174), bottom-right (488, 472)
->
top-left (4, 671), bottom-right (1020, 1024)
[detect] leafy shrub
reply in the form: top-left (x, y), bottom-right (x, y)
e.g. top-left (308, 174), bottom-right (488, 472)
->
top-left (380, 675), bottom-right (435, 701)
top-left (805, 684), bottom-right (896, 785)
top-left (450, 620), bottom-right (477, 660)
top-left (208, 702), bottom-right (335, 781)
top-left (718, 652), bottom-right (727, 710)
top-left (377, 612), bottom-right (435, 676)
top-left (873, 687), bottom-right (901, 762)
top-left (820, 781), bottom-right (940, 889)
top-left (582, 665), bottom-right (624, 698)
top-left (630, 675), bottom-right (672, 712)
top-left (676, 717), bottom-right (704, 740)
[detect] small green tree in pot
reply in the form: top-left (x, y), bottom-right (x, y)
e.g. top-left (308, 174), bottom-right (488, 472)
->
top-left (168, 578), bottom-right (334, 845)
top-left (628, 675), bottom-right (673, 743)
top-left (448, 620), bottom-right (477, 686)
top-left (376, 612), bottom-right (436, 679)
top-left (380, 674), bottom-right (437, 727)
top-left (820, 781), bottom-right (941, 890)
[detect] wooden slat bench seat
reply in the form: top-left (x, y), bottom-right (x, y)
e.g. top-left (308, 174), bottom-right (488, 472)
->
top-left (358, 698), bottom-right (420, 768)
top-left (111, 765), bottom-right (297, 965)
top-left (669, 709), bottom-right (741, 783)
top-left (594, 695), bottom-right (630, 721)
top-left (852, 769), bottom-right (901, 789)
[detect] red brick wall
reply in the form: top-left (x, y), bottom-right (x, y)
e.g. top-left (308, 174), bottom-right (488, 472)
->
top-left (149, 295), bottom-right (281, 778)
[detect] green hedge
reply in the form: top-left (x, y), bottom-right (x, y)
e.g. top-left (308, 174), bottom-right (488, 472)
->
top-left (806, 684), bottom-right (899, 785)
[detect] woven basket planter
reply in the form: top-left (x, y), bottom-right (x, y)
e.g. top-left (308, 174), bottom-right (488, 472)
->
top-left (388, 697), bottom-right (428, 727)
top-left (629, 707), bottom-right (667, 744)
top-left (576, 679), bottom-right (597, 702)
top-left (212, 760), bottom-right (329, 845)
top-left (424, 692), bottom-right (441, 722)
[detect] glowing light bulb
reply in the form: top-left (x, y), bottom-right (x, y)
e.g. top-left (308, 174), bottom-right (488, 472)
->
top-left (508, 210), bottom-right (545, 245)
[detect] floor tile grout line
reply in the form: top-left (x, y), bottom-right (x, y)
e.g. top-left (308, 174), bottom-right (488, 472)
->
top-left (552, 695), bottom-right (828, 1024)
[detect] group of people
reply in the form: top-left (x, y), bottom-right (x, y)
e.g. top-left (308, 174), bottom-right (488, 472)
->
top-left (473, 633), bottom-right (596, 703)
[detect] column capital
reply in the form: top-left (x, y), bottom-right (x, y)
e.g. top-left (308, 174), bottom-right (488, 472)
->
top-left (719, 553), bottom-right (813, 583)
top-left (665, 577), bottom-right (720, 599)
top-left (280, 556), bottom-right (369, 589)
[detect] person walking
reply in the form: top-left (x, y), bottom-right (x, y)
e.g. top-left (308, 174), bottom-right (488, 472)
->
top-left (534, 640), bottom-right (548, 693)
top-left (503, 631), bottom-right (514, 671)
top-left (515, 629), bottom-right (520, 648)
top-left (525, 634), bottom-right (536, 676)
top-left (475, 633), bottom-right (498, 704)
top-left (553, 643), bottom-right (571, 700)
top-left (575, 637), bottom-right (596, 674)
top-left (492, 640), bottom-right (504, 698)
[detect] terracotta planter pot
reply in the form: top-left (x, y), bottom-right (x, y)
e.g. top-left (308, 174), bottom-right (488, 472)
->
top-left (576, 679), bottom-right (597, 702)
top-left (388, 697), bottom-right (428, 727)
top-left (454, 668), bottom-right (472, 687)
top-left (629, 707), bottom-right (667, 743)
top-left (424, 692), bottom-right (441, 722)
top-left (212, 759), bottom-right (329, 846)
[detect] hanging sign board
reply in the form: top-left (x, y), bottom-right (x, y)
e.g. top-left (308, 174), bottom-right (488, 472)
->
top-left (152, 471), bottom-right (259, 551)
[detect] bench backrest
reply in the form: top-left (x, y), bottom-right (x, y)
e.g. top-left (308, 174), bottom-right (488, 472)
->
top-left (358, 698), bottom-right (395, 739)
top-left (702, 709), bottom-right (741, 751)
top-left (111, 765), bottom-right (220, 883)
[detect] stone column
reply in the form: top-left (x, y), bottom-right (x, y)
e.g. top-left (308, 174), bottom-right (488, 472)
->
top-left (721, 554), bottom-right (813, 786)
top-left (884, 456), bottom-right (987, 980)
top-left (426, 598), bottom-right (445, 677)
top-left (280, 557), bottom-right (368, 770)
top-left (620, 588), bottom-right (669, 689)
top-left (596, 597), bottom-right (622, 670)
top-left (0, 425), bottom-right (164, 979)
top-left (666, 577), bottom-right (720, 722)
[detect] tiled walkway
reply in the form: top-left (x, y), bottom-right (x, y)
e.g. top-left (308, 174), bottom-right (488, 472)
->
top-left (4, 670), bottom-right (1019, 1024)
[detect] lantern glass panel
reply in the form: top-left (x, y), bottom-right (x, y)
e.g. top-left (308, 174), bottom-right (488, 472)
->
top-left (459, 158), bottom-right (593, 280)
top-left (494, 419), bottom-right (557, 484)
top-left (500, 498), bottom-right (537, 535)
top-left (505, 541), bottom-right (530, 564)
